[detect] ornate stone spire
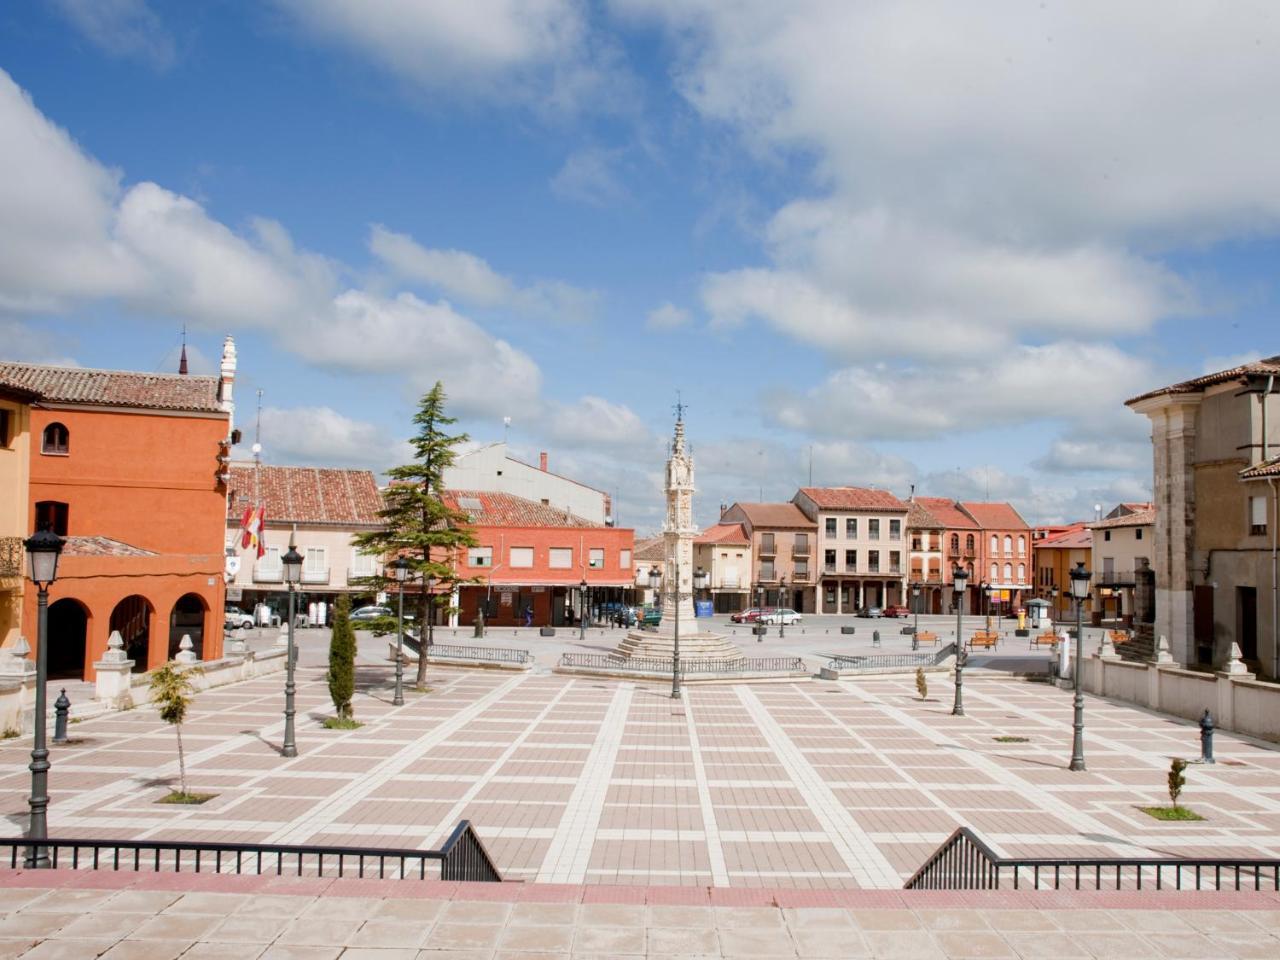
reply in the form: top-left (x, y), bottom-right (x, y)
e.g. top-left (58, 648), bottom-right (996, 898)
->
top-left (661, 406), bottom-right (697, 627)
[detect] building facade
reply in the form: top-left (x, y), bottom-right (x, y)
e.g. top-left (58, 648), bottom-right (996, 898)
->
top-left (915, 497), bottom-right (979, 612)
top-left (1129, 356), bottom-right (1280, 674)
top-left (1089, 503), bottom-right (1155, 625)
top-left (443, 443), bottom-right (612, 525)
top-left (1034, 524), bottom-right (1093, 623)
top-left (444, 490), bottom-right (634, 627)
top-left (693, 523), bottom-right (751, 613)
top-left (719, 503), bottom-right (816, 612)
top-left (4, 345), bottom-right (237, 680)
top-left (0, 381), bottom-right (36, 651)
top-left (225, 464), bottom-right (385, 626)
top-left (906, 498), bottom-right (946, 614)
top-left (961, 502), bottom-right (1034, 616)
top-left (792, 487), bottom-right (909, 613)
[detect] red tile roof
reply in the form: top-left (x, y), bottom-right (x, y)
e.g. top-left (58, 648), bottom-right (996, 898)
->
top-left (959, 501), bottom-right (1030, 530)
top-left (62, 536), bottom-right (158, 558)
top-left (1037, 526), bottom-right (1093, 549)
top-left (907, 500), bottom-right (945, 530)
top-left (442, 490), bottom-right (604, 528)
top-left (724, 502), bottom-right (815, 529)
top-left (1127, 355), bottom-right (1280, 406)
top-left (1090, 508), bottom-right (1155, 530)
top-left (634, 536), bottom-right (666, 561)
top-left (696, 523), bottom-right (750, 546)
top-left (797, 487), bottom-right (907, 511)
top-left (227, 464), bottom-right (383, 526)
top-left (0, 362), bottom-right (224, 413)
top-left (914, 497), bottom-right (979, 529)
top-left (1241, 455), bottom-right (1280, 479)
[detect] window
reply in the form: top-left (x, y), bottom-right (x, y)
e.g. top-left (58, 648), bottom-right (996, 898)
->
top-left (911, 534), bottom-right (922, 550)
top-left (468, 546), bottom-right (493, 567)
top-left (1003, 563), bottom-right (1012, 580)
top-left (1104, 530), bottom-right (1111, 541)
top-left (868, 550), bottom-right (880, 572)
top-left (35, 501), bottom-right (68, 536)
top-left (845, 549), bottom-right (856, 571)
top-left (1018, 563), bottom-right (1026, 581)
top-left (824, 549), bottom-right (836, 572)
top-left (588, 548), bottom-right (604, 569)
top-left (889, 519), bottom-right (901, 540)
top-left (510, 547), bottom-right (533, 568)
top-left (304, 547), bottom-right (327, 572)
top-left (1003, 535), bottom-right (1012, 554)
top-left (1017, 535), bottom-right (1026, 555)
top-left (1135, 529), bottom-right (1143, 541)
top-left (41, 422), bottom-right (69, 455)
top-left (350, 550), bottom-right (377, 577)
top-left (846, 518), bottom-right (857, 538)
top-left (760, 560), bottom-right (775, 580)
top-left (548, 547), bottom-right (572, 569)
top-left (868, 519), bottom-right (880, 539)
top-left (0, 409), bottom-right (9, 447)
top-left (966, 534), bottom-right (975, 554)
top-left (825, 518), bottom-right (837, 537)
top-left (620, 549), bottom-right (631, 569)
top-left (1251, 495), bottom-right (1268, 536)
top-left (990, 563), bottom-right (998, 580)
top-left (761, 533), bottom-right (776, 554)
top-left (259, 546), bottom-right (281, 571)
top-left (889, 550), bottom-right (901, 573)
top-left (950, 533), bottom-right (959, 552)
top-left (794, 533), bottom-right (809, 552)
top-left (794, 558), bottom-right (809, 577)
top-left (990, 535), bottom-right (998, 554)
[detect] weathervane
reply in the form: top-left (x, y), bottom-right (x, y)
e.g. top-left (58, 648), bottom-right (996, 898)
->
top-left (673, 390), bottom-right (687, 423)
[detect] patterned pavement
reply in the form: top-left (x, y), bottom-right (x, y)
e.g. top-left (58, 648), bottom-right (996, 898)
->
top-left (2, 636), bottom-right (1278, 891)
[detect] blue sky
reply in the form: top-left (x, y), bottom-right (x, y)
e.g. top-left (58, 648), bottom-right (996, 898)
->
top-left (2, 2), bottom-right (1276, 531)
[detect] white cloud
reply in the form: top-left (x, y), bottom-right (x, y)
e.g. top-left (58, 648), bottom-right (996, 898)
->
top-left (544, 395), bottom-right (653, 449)
top-left (772, 343), bottom-right (1151, 441)
top-left (275, 0), bottom-right (628, 115)
top-left (551, 147), bottom-right (631, 207)
top-left (369, 225), bottom-right (599, 322)
top-left (1034, 439), bottom-right (1150, 475)
top-left (53, 0), bottom-right (175, 69)
top-left (0, 320), bottom-right (80, 366)
top-left (259, 405), bottom-right (408, 470)
top-left (919, 465), bottom-right (1152, 527)
top-left (646, 301), bottom-right (690, 329)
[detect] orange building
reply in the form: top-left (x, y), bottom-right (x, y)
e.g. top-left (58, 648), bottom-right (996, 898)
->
top-left (3, 340), bottom-right (238, 680)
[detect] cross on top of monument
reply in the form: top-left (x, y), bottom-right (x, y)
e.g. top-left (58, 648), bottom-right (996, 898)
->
top-left (673, 391), bottom-right (686, 423)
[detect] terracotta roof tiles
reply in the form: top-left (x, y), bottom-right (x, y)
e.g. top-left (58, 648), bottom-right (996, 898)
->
top-left (914, 497), bottom-right (979, 529)
top-left (907, 500), bottom-right (945, 529)
top-left (0, 362), bottom-right (224, 413)
top-left (227, 464), bottom-right (383, 526)
top-left (725, 502), bottom-right (814, 529)
top-left (1240, 455), bottom-right (1280, 479)
top-left (1090, 508), bottom-right (1155, 530)
top-left (695, 523), bottom-right (750, 546)
top-left (1127, 355), bottom-right (1280, 406)
top-left (442, 490), bottom-right (603, 528)
top-left (634, 536), bottom-right (666, 561)
top-left (960, 501), bottom-right (1030, 530)
top-left (797, 487), bottom-right (907, 511)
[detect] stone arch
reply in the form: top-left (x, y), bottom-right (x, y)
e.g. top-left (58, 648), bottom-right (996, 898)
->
top-left (109, 594), bottom-right (154, 671)
top-left (168, 592), bottom-right (207, 661)
top-left (47, 597), bottom-right (90, 680)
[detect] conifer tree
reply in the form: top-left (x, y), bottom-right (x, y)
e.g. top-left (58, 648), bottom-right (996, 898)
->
top-left (353, 382), bottom-right (476, 689)
top-left (327, 595), bottom-right (356, 719)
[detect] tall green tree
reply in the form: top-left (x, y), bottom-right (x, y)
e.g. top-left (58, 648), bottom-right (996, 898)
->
top-left (353, 382), bottom-right (476, 689)
top-left (327, 595), bottom-right (356, 719)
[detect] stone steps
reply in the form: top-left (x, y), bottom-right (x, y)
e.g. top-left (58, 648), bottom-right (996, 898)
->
top-left (614, 629), bottom-right (745, 661)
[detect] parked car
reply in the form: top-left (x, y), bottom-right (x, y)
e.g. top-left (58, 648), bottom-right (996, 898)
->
top-left (350, 605), bottom-right (393, 623)
top-left (882, 605), bottom-right (911, 618)
top-left (224, 605), bottom-right (254, 630)
top-left (730, 608), bottom-right (764, 623)
top-left (857, 606), bottom-right (884, 618)
top-left (760, 608), bottom-right (802, 625)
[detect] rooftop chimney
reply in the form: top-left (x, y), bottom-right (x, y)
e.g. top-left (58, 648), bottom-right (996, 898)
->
top-left (539, 451), bottom-right (548, 472)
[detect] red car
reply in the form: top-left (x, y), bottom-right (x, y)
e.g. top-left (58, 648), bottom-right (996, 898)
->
top-left (882, 605), bottom-right (911, 618)
top-left (730, 607), bottom-right (770, 623)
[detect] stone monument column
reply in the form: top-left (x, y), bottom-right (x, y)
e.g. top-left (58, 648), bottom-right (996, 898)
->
top-left (661, 416), bottom-right (698, 626)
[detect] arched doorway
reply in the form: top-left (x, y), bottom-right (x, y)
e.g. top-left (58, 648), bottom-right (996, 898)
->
top-left (109, 595), bottom-right (153, 671)
top-left (168, 593), bottom-right (207, 661)
top-left (47, 598), bottom-right (89, 680)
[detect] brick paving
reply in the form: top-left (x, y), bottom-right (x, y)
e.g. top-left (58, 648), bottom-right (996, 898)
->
top-left (2, 636), bottom-right (1278, 891)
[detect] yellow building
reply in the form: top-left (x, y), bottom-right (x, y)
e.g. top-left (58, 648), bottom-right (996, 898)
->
top-left (0, 382), bottom-right (36, 650)
top-left (1033, 523), bottom-right (1093, 624)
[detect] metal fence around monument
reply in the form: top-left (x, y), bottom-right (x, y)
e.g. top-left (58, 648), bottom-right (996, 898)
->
top-left (826, 642), bottom-right (956, 673)
top-left (557, 653), bottom-right (807, 675)
top-left (401, 634), bottom-right (530, 665)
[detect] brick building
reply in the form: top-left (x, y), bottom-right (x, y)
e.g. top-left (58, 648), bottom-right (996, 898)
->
top-left (719, 502), bottom-right (816, 612)
top-left (792, 487), bottom-right (909, 613)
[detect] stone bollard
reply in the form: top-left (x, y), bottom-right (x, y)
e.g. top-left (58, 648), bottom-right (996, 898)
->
top-left (52, 689), bottom-right (70, 744)
top-left (175, 634), bottom-right (198, 665)
top-left (1200, 709), bottom-right (1215, 764)
top-left (872, 630), bottom-right (880, 648)
top-left (226, 627), bottom-right (247, 658)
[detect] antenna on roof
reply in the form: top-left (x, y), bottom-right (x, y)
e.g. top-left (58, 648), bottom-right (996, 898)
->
top-left (252, 389), bottom-right (263, 463)
top-left (178, 324), bottom-right (188, 375)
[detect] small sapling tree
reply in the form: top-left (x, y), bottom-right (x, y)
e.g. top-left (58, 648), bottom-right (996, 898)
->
top-left (1168, 757), bottom-right (1187, 809)
top-left (150, 663), bottom-right (207, 802)
top-left (915, 666), bottom-right (928, 701)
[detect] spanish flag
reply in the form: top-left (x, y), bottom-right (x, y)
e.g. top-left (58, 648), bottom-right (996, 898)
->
top-left (240, 505), bottom-right (265, 558)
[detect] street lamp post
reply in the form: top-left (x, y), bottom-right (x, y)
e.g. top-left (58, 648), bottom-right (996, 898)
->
top-left (392, 557), bottom-right (409, 706)
top-left (23, 527), bottom-right (64, 868)
top-left (671, 559), bottom-right (682, 699)
top-left (425, 575), bottom-right (436, 656)
top-left (777, 574), bottom-right (788, 638)
top-left (911, 581), bottom-right (922, 651)
top-left (951, 564), bottom-right (969, 717)
top-left (281, 543), bottom-right (303, 758)
top-left (579, 578), bottom-right (588, 642)
top-left (1068, 561), bottom-right (1092, 771)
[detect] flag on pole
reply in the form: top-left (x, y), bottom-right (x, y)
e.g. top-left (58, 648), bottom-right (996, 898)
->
top-left (240, 505), bottom-right (266, 558)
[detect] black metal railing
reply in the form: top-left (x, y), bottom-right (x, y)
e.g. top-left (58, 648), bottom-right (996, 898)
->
top-left (1096, 569), bottom-right (1137, 586)
top-left (402, 634), bottom-right (530, 665)
top-left (0, 821), bottom-right (501, 882)
top-left (558, 653), bottom-right (807, 675)
top-left (828, 642), bottom-right (956, 672)
top-left (905, 827), bottom-right (1280, 891)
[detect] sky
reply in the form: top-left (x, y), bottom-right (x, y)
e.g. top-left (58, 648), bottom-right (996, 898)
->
top-left (2, 1), bottom-right (1277, 533)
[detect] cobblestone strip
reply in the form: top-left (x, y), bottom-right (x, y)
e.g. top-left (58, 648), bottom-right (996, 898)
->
top-left (536, 683), bottom-right (634, 883)
top-left (736, 686), bottom-right (900, 887)
top-left (267, 673), bottom-right (530, 846)
top-left (683, 696), bottom-right (730, 886)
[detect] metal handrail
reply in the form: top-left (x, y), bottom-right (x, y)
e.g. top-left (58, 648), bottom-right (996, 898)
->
top-left (1, 820), bottom-right (501, 882)
top-left (402, 634), bottom-right (530, 665)
top-left (905, 827), bottom-right (1280, 891)
top-left (559, 653), bottom-right (807, 674)
top-left (828, 642), bottom-right (956, 672)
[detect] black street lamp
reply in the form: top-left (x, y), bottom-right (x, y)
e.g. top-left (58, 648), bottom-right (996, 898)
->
top-left (1068, 561), bottom-right (1092, 771)
top-left (425, 574), bottom-right (437, 656)
top-left (647, 566), bottom-right (660, 621)
top-left (392, 556), bottom-right (410, 707)
top-left (951, 564), bottom-right (969, 717)
top-left (579, 577), bottom-right (588, 642)
top-left (911, 581), bottom-right (922, 651)
top-left (281, 542), bottom-right (303, 758)
top-left (23, 526), bottom-right (64, 868)
top-left (777, 574), bottom-right (788, 637)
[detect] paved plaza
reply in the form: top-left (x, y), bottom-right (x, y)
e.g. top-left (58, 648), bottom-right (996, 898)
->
top-left (3, 627), bottom-right (1279, 892)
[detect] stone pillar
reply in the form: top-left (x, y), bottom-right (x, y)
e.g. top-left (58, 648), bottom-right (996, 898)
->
top-left (175, 634), bottom-right (198, 665)
top-left (94, 630), bottom-right (135, 710)
top-left (0, 636), bottom-right (38, 733)
top-left (225, 627), bottom-right (247, 658)
top-left (1216, 642), bottom-right (1254, 730)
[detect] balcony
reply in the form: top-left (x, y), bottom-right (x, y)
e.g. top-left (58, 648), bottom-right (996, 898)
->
top-left (792, 569), bottom-right (810, 582)
top-left (792, 544), bottom-right (811, 558)
top-left (1097, 569), bottom-right (1136, 587)
top-left (758, 540), bottom-right (777, 556)
top-left (0, 536), bottom-right (21, 578)
top-left (348, 567), bottom-right (378, 583)
top-left (253, 565), bottom-right (283, 583)
top-left (302, 568), bottom-right (331, 585)
top-left (824, 563), bottom-right (837, 574)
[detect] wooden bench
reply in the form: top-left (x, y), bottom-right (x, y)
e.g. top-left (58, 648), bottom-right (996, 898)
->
top-left (967, 631), bottom-right (999, 652)
top-left (1109, 629), bottom-right (1130, 646)
top-left (1030, 632), bottom-right (1058, 649)
top-left (915, 631), bottom-right (940, 646)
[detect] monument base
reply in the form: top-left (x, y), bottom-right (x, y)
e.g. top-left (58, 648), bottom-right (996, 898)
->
top-left (614, 628), bottom-right (744, 661)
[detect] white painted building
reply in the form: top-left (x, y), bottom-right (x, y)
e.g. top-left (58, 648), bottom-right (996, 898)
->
top-left (443, 443), bottom-right (611, 525)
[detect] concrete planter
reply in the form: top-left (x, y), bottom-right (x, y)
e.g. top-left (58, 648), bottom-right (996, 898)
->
top-left (539, 627), bottom-right (556, 637)
top-left (840, 626), bottom-right (856, 635)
